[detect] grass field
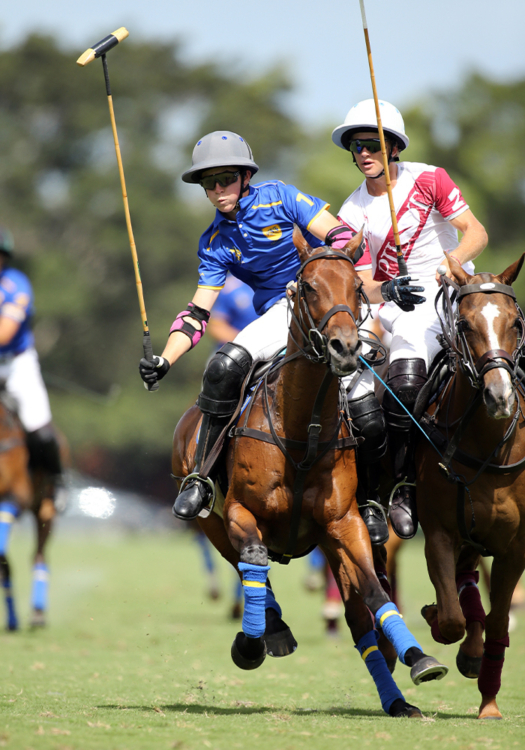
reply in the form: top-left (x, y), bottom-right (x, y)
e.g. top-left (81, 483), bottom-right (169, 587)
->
top-left (1, 523), bottom-right (524, 750)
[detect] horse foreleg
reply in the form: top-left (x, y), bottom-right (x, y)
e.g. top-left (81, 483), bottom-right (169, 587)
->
top-left (322, 543), bottom-right (421, 718)
top-left (423, 530), bottom-right (466, 644)
top-left (30, 509), bottom-right (52, 628)
top-left (477, 546), bottom-right (525, 720)
top-left (198, 508), bottom-right (296, 658)
top-left (323, 519), bottom-right (448, 687)
top-left (0, 498), bottom-right (21, 631)
top-left (455, 547), bottom-right (484, 680)
top-left (0, 555), bottom-right (18, 631)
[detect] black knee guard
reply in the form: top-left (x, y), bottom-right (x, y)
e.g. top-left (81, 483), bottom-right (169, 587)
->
top-left (26, 424), bottom-right (62, 476)
top-left (348, 393), bottom-right (387, 465)
top-left (198, 342), bottom-right (253, 417)
top-left (382, 358), bottom-right (427, 433)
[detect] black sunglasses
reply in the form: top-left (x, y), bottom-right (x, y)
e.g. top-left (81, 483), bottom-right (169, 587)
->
top-left (199, 170), bottom-right (240, 190)
top-left (348, 139), bottom-right (382, 155)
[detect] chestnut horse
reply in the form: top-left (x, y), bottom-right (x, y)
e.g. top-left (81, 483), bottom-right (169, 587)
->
top-left (417, 254), bottom-right (525, 719)
top-left (173, 233), bottom-right (447, 718)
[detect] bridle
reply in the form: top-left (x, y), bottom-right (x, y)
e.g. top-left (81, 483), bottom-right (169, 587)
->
top-left (437, 276), bottom-right (525, 391)
top-left (287, 248), bottom-right (377, 365)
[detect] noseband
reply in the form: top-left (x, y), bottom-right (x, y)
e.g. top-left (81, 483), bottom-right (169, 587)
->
top-left (289, 249), bottom-right (363, 364)
top-left (438, 277), bottom-right (525, 390)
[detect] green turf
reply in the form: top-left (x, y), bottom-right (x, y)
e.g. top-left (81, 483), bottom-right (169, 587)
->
top-left (1, 525), bottom-right (524, 750)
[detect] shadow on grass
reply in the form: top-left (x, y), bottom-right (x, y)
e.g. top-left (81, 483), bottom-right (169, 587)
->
top-left (98, 703), bottom-right (472, 720)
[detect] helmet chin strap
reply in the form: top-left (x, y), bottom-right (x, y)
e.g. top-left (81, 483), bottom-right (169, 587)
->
top-left (234, 169), bottom-right (250, 211)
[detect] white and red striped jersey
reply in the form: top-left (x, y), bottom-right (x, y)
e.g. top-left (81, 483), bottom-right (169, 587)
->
top-left (338, 162), bottom-right (473, 282)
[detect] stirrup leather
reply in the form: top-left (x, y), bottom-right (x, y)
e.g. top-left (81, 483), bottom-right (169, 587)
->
top-left (388, 477), bottom-right (416, 509)
top-left (178, 473), bottom-right (216, 519)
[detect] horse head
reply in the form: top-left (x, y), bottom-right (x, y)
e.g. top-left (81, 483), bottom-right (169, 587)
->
top-left (292, 227), bottom-right (364, 376)
top-left (448, 253), bottom-right (525, 419)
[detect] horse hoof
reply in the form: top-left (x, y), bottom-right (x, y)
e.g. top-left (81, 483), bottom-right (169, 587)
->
top-left (231, 632), bottom-right (266, 670)
top-left (410, 655), bottom-right (448, 685)
top-left (478, 696), bottom-right (502, 720)
top-left (456, 647), bottom-right (481, 679)
top-left (389, 698), bottom-right (423, 719)
top-left (264, 608), bottom-right (297, 658)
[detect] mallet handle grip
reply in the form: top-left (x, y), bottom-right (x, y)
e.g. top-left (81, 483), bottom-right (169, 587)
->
top-left (76, 27), bottom-right (129, 67)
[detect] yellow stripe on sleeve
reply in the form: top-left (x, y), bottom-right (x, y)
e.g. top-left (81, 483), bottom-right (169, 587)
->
top-left (250, 201), bottom-right (283, 210)
top-left (242, 581), bottom-right (266, 588)
top-left (197, 284), bottom-right (225, 291)
top-left (306, 203), bottom-right (331, 231)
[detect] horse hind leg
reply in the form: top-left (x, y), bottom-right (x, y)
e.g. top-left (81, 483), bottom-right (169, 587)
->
top-left (0, 555), bottom-right (18, 631)
top-left (231, 541), bottom-right (269, 671)
top-left (0, 498), bottom-right (21, 631)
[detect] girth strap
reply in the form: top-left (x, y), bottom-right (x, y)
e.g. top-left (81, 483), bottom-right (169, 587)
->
top-left (232, 425), bottom-right (356, 453)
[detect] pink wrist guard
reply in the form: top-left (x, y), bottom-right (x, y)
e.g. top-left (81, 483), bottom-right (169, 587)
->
top-left (170, 308), bottom-right (208, 348)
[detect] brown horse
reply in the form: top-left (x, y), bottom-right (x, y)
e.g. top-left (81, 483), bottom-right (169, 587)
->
top-left (173, 232), bottom-right (447, 718)
top-left (416, 253), bottom-right (525, 719)
top-left (0, 394), bottom-right (66, 629)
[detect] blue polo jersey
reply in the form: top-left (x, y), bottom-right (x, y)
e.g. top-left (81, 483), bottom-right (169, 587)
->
top-left (197, 180), bottom-right (329, 315)
top-left (0, 267), bottom-right (35, 356)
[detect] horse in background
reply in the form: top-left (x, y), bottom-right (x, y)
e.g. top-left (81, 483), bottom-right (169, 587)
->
top-left (0, 391), bottom-right (67, 630)
top-left (416, 254), bottom-right (525, 719)
top-left (173, 231), bottom-right (448, 719)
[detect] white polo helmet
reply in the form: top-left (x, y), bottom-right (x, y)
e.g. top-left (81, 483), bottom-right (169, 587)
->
top-left (332, 99), bottom-right (409, 152)
top-left (182, 131), bottom-right (259, 184)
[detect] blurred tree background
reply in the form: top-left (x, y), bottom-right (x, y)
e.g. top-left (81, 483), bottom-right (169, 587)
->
top-left (0, 34), bottom-right (523, 500)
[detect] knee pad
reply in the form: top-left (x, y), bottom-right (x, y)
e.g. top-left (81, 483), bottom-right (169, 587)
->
top-left (26, 425), bottom-right (62, 476)
top-left (348, 393), bottom-right (387, 464)
top-left (382, 359), bottom-right (427, 432)
top-left (198, 343), bottom-right (253, 417)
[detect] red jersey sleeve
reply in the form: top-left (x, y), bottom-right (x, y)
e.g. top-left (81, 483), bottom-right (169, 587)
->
top-left (434, 167), bottom-right (469, 220)
top-left (336, 216), bottom-right (372, 269)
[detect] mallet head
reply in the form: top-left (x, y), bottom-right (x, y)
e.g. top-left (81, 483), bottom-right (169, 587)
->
top-left (76, 27), bottom-right (129, 67)
top-left (437, 265), bottom-right (447, 276)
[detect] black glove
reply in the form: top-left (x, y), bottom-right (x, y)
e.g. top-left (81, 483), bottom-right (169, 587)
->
top-left (381, 276), bottom-right (426, 312)
top-left (139, 356), bottom-right (170, 389)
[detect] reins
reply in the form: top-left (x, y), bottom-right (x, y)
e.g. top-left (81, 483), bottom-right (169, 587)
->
top-left (232, 249), bottom-right (376, 564)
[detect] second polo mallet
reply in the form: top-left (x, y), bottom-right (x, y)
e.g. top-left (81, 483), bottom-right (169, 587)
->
top-left (359, 0), bottom-right (407, 277)
top-left (77, 28), bottom-right (159, 390)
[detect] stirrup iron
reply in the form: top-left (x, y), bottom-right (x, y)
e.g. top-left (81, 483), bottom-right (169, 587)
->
top-left (178, 473), bottom-right (216, 519)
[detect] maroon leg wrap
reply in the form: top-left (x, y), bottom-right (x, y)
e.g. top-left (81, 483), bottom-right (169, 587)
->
top-left (478, 635), bottom-right (509, 697)
top-left (456, 571), bottom-right (486, 629)
top-left (325, 565), bottom-right (341, 602)
top-left (431, 618), bottom-right (454, 645)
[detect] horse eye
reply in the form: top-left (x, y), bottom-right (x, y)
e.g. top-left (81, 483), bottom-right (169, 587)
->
top-left (513, 317), bottom-right (521, 330)
top-left (457, 318), bottom-right (470, 332)
top-left (303, 281), bottom-right (315, 294)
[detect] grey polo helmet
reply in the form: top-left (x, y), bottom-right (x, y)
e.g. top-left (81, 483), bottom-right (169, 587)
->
top-left (182, 131), bottom-right (259, 184)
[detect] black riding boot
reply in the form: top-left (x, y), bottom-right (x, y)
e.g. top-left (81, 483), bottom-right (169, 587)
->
top-left (347, 393), bottom-right (389, 545)
top-left (173, 343), bottom-right (252, 522)
top-left (382, 358), bottom-right (427, 540)
top-left (26, 423), bottom-right (63, 498)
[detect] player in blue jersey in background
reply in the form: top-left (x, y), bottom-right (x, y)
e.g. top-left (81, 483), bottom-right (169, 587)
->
top-left (139, 131), bottom-right (390, 542)
top-left (0, 228), bottom-right (63, 545)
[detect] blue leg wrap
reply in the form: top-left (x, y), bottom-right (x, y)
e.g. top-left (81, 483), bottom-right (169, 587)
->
top-left (356, 630), bottom-right (405, 714)
top-left (375, 602), bottom-right (421, 665)
top-left (0, 502), bottom-right (19, 556)
top-left (238, 562), bottom-right (270, 638)
top-left (2, 578), bottom-right (17, 630)
top-left (195, 532), bottom-right (215, 574)
top-left (32, 562), bottom-right (49, 611)
top-left (264, 585), bottom-right (282, 618)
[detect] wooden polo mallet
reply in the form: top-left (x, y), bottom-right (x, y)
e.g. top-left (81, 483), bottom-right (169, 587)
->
top-left (77, 28), bottom-right (159, 390)
top-left (358, 0), bottom-right (408, 277)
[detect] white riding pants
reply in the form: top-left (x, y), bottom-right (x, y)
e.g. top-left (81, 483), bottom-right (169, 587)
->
top-left (0, 348), bottom-right (52, 432)
top-left (348, 277), bottom-right (444, 399)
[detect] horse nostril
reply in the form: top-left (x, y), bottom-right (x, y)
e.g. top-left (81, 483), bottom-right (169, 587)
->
top-left (330, 339), bottom-right (344, 356)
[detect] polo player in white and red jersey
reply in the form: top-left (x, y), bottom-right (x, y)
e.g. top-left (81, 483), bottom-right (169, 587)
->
top-left (332, 99), bottom-right (488, 541)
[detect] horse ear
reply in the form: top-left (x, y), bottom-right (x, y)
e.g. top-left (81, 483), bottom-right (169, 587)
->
top-left (446, 253), bottom-right (471, 286)
top-left (498, 253), bottom-right (525, 287)
top-left (293, 226), bottom-right (313, 263)
top-left (343, 227), bottom-right (364, 261)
